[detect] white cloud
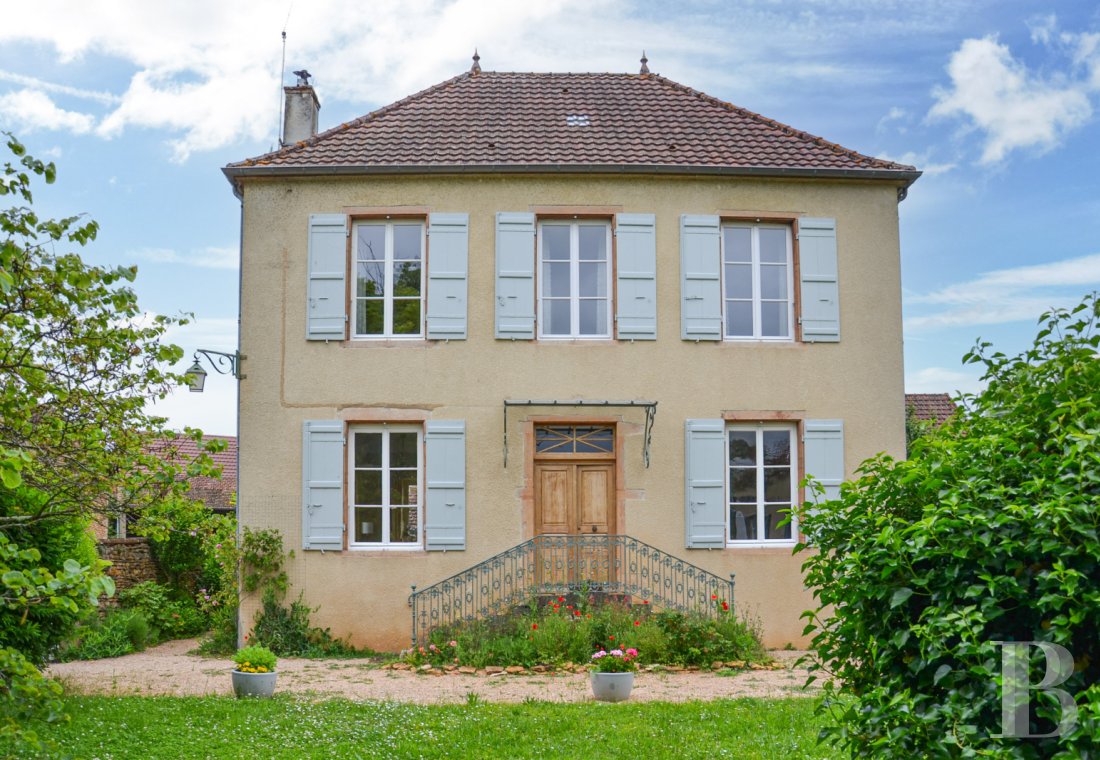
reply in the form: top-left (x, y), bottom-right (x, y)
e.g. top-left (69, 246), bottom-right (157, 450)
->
top-left (929, 34), bottom-right (1098, 164)
top-left (0, 69), bottom-right (119, 105)
top-left (878, 149), bottom-right (955, 176)
top-left (0, 88), bottom-right (95, 134)
top-left (877, 106), bottom-right (909, 134)
top-left (135, 246), bottom-right (238, 270)
top-left (905, 366), bottom-right (985, 395)
top-left (905, 252), bottom-right (1100, 329)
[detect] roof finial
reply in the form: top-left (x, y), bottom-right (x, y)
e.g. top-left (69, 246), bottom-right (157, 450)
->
top-left (471, 49), bottom-right (481, 74)
top-left (639, 51), bottom-right (649, 75)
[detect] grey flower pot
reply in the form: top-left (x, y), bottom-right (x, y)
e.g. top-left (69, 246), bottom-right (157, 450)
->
top-left (232, 669), bottom-right (278, 698)
top-left (590, 671), bottom-right (634, 702)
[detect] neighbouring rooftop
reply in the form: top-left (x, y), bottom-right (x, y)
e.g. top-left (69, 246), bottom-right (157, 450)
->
top-left (905, 393), bottom-right (958, 426)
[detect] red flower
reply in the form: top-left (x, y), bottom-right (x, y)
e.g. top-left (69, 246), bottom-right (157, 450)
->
top-left (608, 635), bottom-right (614, 640)
top-left (558, 597), bottom-right (565, 602)
top-left (574, 610), bottom-right (581, 617)
top-left (634, 620), bottom-right (640, 626)
top-left (531, 623), bottom-right (538, 630)
top-left (711, 594), bottom-right (717, 600)
top-left (642, 600), bottom-right (649, 605)
top-left (722, 601), bottom-right (729, 611)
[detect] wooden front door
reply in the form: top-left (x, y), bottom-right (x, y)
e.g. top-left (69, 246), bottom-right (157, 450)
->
top-left (534, 462), bottom-right (615, 536)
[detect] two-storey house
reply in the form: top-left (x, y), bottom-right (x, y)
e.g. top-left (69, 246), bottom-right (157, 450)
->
top-left (224, 56), bottom-right (919, 651)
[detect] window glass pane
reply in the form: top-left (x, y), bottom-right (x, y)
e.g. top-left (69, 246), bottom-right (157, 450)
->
top-left (760, 264), bottom-right (787, 299)
top-left (535, 427), bottom-right (572, 453)
top-left (390, 470), bottom-right (418, 506)
top-left (355, 470), bottom-right (382, 505)
top-left (357, 262), bottom-right (385, 297)
top-left (354, 507), bottom-right (382, 542)
top-left (574, 427), bottom-right (614, 453)
top-left (579, 262), bottom-right (607, 297)
top-left (355, 433), bottom-right (382, 467)
top-left (730, 504), bottom-right (757, 540)
top-left (723, 227), bottom-right (751, 263)
top-left (388, 434), bottom-right (415, 469)
top-left (762, 430), bottom-right (790, 465)
top-left (393, 225), bottom-right (422, 260)
top-left (390, 507), bottom-right (418, 543)
top-left (729, 468), bottom-right (756, 502)
top-left (578, 225), bottom-right (607, 260)
top-left (724, 264), bottom-right (753, 299)
top-left (542, 226), bottom-right (570, 260)
top-left (357, 225), bottom-right (385, 261)
top-left (764, 504), bottom-right (792, 540)
top-left (725, 301), bottom-right (753, 337)
top-left (764, 468), bottom-right (792, 502)
top-left (392, 299), bottom-right (421, 335)
top-left (543, 262), bottom-right (570, 297)
top-left (761, 301), bottom-right (788, 337)
top-left (356, 299), bottom-right (384, 335)
top-left (393, 262), bottom-right (421, 297)
top-left (578, 299), bottom-right (607, 335)
top-left (728, 431), bottom-right (756, 465)
top-left (759, 228), bottom-right (787, 263)
top-left (544, 299), bottom-right (571, 335)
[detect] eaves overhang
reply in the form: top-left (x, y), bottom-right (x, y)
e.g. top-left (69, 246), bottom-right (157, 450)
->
top-left (221, 162), bottom-right (922, 200)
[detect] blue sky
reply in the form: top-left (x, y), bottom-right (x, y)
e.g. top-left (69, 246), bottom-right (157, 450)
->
top-left (2, 1), bottom-right (1099, 436)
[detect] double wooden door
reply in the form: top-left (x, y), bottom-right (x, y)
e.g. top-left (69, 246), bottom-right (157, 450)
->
top-left (534, 460), bottom-right (616, 588)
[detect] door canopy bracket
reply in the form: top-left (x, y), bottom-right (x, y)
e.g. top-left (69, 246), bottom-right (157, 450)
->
top-left (503, 399), bottom-right (657, 469)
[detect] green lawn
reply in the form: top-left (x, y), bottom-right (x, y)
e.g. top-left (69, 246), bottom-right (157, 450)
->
top-left (54, 696), bottom-right (838, 759)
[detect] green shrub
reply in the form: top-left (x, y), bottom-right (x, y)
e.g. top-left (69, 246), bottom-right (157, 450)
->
top-left (64, 608), bottom-right (150, 661)
top-left (233, 645), bottom-right (277, 673)
top-left (119, 581), bottom-right (205, 641)
top-left (799, 294), bottom-right (1100, 757)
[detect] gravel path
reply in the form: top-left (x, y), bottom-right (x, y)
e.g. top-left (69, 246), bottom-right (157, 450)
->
top-left (48, 639), bottom-right (819, 704)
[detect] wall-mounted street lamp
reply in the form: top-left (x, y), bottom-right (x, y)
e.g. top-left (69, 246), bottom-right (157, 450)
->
top-left (185, 349), bottom-right (246, 392)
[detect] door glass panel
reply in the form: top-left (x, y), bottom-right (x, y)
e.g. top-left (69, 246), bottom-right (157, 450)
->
top-left (389, 433), bottom-right (418, 468)
top-left (355, 507), bottom-right (383, 542)
top-left (730, 504), bottom-right (757, 540)
top-left (393, 225), bottom-right (422, 260)
top-left (728, 431), bottom-right (756, 465)
top-left (578, 262), bottom-right (606, 297)
top-left (758, 228), bottom-right (787, 263)
top-left (764, 504), bottom-right (792, 539)
top-left (355, 471), bottom-right (382, 505)
top-left (542, 225), bottom-right (570, 260)
top-left (357, 225), bottom-right (385, 261)
top-left (354, 433), bottom-right (383, 467)
top-left (760, 265), bottom-right (787, 299)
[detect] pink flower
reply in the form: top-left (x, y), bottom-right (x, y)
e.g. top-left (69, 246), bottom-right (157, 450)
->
top-left (625, 648), bottom-right (638, 658)
top-left (448, 640), bottom-right (457, 648)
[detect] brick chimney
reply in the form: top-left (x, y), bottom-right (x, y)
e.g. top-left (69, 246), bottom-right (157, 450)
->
top-left (282, 69), bottom-right (320, 146)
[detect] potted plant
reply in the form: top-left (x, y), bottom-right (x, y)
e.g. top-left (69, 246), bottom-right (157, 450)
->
top-left (231, 645), bottom-right (278, 698)
top-left (589, 647), bottom-right (638, 702)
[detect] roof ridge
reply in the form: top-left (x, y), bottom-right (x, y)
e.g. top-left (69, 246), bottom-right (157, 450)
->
top-left (645, 73), bottom-right (914, 172)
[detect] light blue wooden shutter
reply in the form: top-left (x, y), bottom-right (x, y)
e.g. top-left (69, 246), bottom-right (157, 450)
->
top-left (804, 419), bottom-right (844, 503)
top-left (615, 213), bottom-right (657, 340)
top-left (302, 420), bottom-right (344, 550)
top-left (495, 212), bottom-right (536, 339)
top-left (426, 213), bottom-right (469, 340)
top-left (685, 419), bottom-right (726, 548)
top-left (307, 214), bottom-right (347, 340)
top-left (680, 215), bottom-right (722, 340)
top-left (424, 420), bottom-right (466, 551)
top-left (799, 218), bottom-right (840, 342)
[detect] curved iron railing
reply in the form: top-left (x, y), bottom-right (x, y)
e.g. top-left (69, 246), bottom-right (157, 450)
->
top-left (409, 534), bottom-right (734, 645)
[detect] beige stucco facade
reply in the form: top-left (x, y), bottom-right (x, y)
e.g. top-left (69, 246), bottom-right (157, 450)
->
top-left (235, 172), bottom-right (906, 651)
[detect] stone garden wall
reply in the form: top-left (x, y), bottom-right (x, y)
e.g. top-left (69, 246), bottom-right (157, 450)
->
top-left (97, 538), bottom-right (157, 594)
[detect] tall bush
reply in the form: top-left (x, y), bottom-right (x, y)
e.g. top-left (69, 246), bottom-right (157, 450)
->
top-left (799, 294), bottom-right (1100, 757)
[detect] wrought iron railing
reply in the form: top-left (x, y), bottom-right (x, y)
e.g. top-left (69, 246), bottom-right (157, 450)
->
top-left (409, 534), bottom-right (734, 645)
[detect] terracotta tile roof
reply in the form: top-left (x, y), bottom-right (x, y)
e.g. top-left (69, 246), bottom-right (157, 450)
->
top-left (905, 394), bottom-right (958, 426)
top-left (227, 71), bottom-right (919, 182)
top-left (148, 435), bottom-right (237, 512)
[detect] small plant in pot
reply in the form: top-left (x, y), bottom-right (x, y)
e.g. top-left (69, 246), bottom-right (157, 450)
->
top-left (589, 647), bottom-right (638, 702)
top-left (231, 645), bottom-right (278, 698)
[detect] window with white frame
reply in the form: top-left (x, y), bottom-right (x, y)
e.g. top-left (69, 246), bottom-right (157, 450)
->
top-left (727, 424), bottom-right (797, 543)
top-left (353, 221), bottom-right (425, 338)
top-left (538, 220), bottom-right (612, 338)
top-left (721, 223), bottom-right (793, 339)
top-left (349, 425), bottom-right (421, 547)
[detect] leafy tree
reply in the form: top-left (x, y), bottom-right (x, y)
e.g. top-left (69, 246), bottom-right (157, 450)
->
top-left (1, 132), bottom-right (215, 534)
top-left (798, 293), bottom-right (1100, 757)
